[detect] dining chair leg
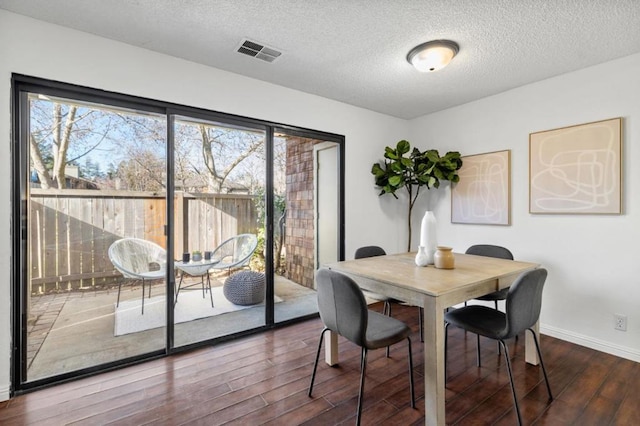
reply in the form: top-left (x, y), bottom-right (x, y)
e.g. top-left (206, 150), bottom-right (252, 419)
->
top-left (528, 328), bottom-right (553, 400)
top-left (384, 301), bottom-right (391, 357)
top-left (308, 327), bottom-right (329, 397)
top-left (406, 337), bottom-right (415, 408)
top-left (357, 347), bottom-right (368, 426)
top-left (495, 300), bottom-right (502, 355)
top-left (419, 307), bottom-right (424, 342)
top-left (476, 333), bottom-right (481, 367)
top-left (383, 300), bottom-right (390, 315)
top-left (500, 340), bottom-right (522, 426)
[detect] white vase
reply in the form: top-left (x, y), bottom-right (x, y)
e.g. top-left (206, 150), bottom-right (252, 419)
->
top-left (419, 211), bottom-right (437, 264)
top-left (415, 246), bottom-right (429, 267)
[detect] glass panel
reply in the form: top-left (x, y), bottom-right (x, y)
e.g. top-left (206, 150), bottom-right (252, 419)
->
top-left (273, 134), bottom-right (339, 322)
top-left (26, 94), bottom-right (167, 381)
top-left (172, 116), bottom-right (266, 347)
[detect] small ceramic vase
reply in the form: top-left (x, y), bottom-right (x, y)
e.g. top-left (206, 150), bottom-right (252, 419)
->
top-left (192, 252), bottom-right (202, 262)
top-left (434, 246), bottom-right (455, 269)
top-left (415, 246), bottom-right (429, 267)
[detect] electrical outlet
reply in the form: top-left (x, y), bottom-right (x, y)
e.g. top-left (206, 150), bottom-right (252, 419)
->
top-left (614, 314), bottom-right (627, 331)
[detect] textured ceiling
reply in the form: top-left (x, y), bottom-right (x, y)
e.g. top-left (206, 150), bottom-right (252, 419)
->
top-left (2, 0), bottom-right (640, 119)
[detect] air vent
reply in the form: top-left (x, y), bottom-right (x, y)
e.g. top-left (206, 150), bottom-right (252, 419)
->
top-left (237, 39), bottom-right (282, 63)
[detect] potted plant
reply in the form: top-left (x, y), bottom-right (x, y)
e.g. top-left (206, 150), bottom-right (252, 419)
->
top-left (191, 250), bottom-right (202, 262)
top-left (371, 140), bottom-right (462, 251)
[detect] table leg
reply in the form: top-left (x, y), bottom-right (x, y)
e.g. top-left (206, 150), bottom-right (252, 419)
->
top-left (324, 330), bottom-right (339, 366)
top-left (525, 320), bottom-right (540, 365)
top-left (423, 296), bottom-right (446, 426)
top-left (175, 273), bottom-right (184, 305)
top-left (207, 273), bottom-right (214, 307)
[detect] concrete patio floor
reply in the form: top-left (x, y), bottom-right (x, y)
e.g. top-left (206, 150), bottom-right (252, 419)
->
top-left (26, 274), bottom-right (317, 382)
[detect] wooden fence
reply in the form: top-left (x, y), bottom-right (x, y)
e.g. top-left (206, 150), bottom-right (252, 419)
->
top-left (29, 189), bottom-right (258, 294)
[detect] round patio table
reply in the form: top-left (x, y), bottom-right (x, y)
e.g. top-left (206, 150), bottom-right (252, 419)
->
top-left (174, 259), bottom-right (220, 307)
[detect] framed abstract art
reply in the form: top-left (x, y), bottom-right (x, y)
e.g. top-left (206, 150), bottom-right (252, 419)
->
top-left (452, 150), bottom-right (510, 225)
top-left (529, 118), bottom-right (622, 214)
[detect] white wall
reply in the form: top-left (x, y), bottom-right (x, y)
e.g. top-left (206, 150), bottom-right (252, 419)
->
top-left (0, 10), bottom-right (409, 400)
top-left (408, 52), bottom-right (640, 362)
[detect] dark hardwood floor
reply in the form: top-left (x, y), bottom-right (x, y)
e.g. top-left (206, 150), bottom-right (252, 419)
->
top-left (1, 303), bottom-right (638, 425)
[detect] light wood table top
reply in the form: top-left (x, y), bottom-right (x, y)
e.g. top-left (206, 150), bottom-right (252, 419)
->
top-left (325, 251), bottom-right (538, 306)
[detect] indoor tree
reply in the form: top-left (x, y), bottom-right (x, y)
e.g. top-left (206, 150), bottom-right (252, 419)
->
top-left (371, 140), bottom-right (462, 251)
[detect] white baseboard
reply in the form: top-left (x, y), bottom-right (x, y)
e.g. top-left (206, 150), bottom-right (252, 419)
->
top-left (541, 324), bottom-right (640, 363)
top-left (0, 384), bottom-right (9, 402)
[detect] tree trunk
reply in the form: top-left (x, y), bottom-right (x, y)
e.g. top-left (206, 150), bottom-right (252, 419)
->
top-left (29, 134), bottom-right (54, 189)
top-left (52, 104), bottom-right (77, 188)
top-left (407, 201), bottom-right (412, 252)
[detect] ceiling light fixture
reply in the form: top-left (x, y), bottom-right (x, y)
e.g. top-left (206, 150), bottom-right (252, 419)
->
top-left (407, 40), bottom-right (459, 72)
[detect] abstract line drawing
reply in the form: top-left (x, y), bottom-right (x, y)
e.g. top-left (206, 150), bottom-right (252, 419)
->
top-left (452, 150), bottom-right (510, 225)
top-left (529, 118), bottom-right (622, 214)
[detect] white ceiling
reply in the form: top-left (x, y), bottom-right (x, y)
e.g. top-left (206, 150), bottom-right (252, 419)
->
top-left (2, 0), bottom-right (640, 119)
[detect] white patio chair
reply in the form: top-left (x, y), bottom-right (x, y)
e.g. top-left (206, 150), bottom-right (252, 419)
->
top-left (209, 234), bottom-right (258, 275)
top-left (108, 238), bottom-right (166, 314)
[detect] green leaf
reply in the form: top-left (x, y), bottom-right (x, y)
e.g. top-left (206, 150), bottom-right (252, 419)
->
top-left (390, 162), bottom-right (403, 173)
top-left (371, 163), bottom-right (384, 177)
top-left (388, 175), bottom-right (403, 186)
top-left (426, 150), bottom-right (440, 162)
top-left (400, 157), bottom-right (412, 168)
top-left (396, 140), bottom-right (411, 155)
top-left (384, 146), bottom-right (398, 160)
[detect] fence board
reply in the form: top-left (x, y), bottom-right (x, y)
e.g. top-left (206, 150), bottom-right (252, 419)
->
top-left (42, 197), bottom-right (57, 290)
top-left (79, 196), bottom-right (93, 289)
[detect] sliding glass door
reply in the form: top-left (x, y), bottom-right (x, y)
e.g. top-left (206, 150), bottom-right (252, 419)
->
top-left (12, 75), bottom-right (343, 391)
top-left (171, 115), bottom-right (268, 347)
top-left (23, 92), bottom-right (168, 382)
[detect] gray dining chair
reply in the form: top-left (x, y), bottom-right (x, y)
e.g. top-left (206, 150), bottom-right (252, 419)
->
top-left (354, 246), bottom-right (394, 316)
top-left (465, 244), bottom-right (514, 356)
top-left (308, 269), bottom-right (415, 426)
top-left (355, 246), bottom-right (424, 347)
top-left (465, 244), bottom-right (514, 308)
top-left (444, 268), bottom-right (552, 426)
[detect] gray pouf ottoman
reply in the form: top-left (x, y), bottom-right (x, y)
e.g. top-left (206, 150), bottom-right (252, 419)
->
top-left (223, 271), bottom-right (265, 305)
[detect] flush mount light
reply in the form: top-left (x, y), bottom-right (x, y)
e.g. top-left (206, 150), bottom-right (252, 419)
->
top-left (407, 40), bottom-right (459, 72)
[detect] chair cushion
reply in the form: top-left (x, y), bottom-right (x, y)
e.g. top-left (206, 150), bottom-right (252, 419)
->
top-left (445, 306), bottom-right (509, 340)
top-left (365, 310), bottom-right (412, 350)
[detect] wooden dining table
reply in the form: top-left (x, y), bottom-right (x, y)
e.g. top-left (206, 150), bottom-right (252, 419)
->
top-left (324, 251), bottom-right (540, 426)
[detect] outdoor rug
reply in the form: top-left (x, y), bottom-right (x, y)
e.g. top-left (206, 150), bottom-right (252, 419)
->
top-left (114, 287), bottom-right (282, 336)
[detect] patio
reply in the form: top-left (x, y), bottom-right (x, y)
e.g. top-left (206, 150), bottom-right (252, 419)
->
top-left (27, 273), bottom-right (317, 381)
